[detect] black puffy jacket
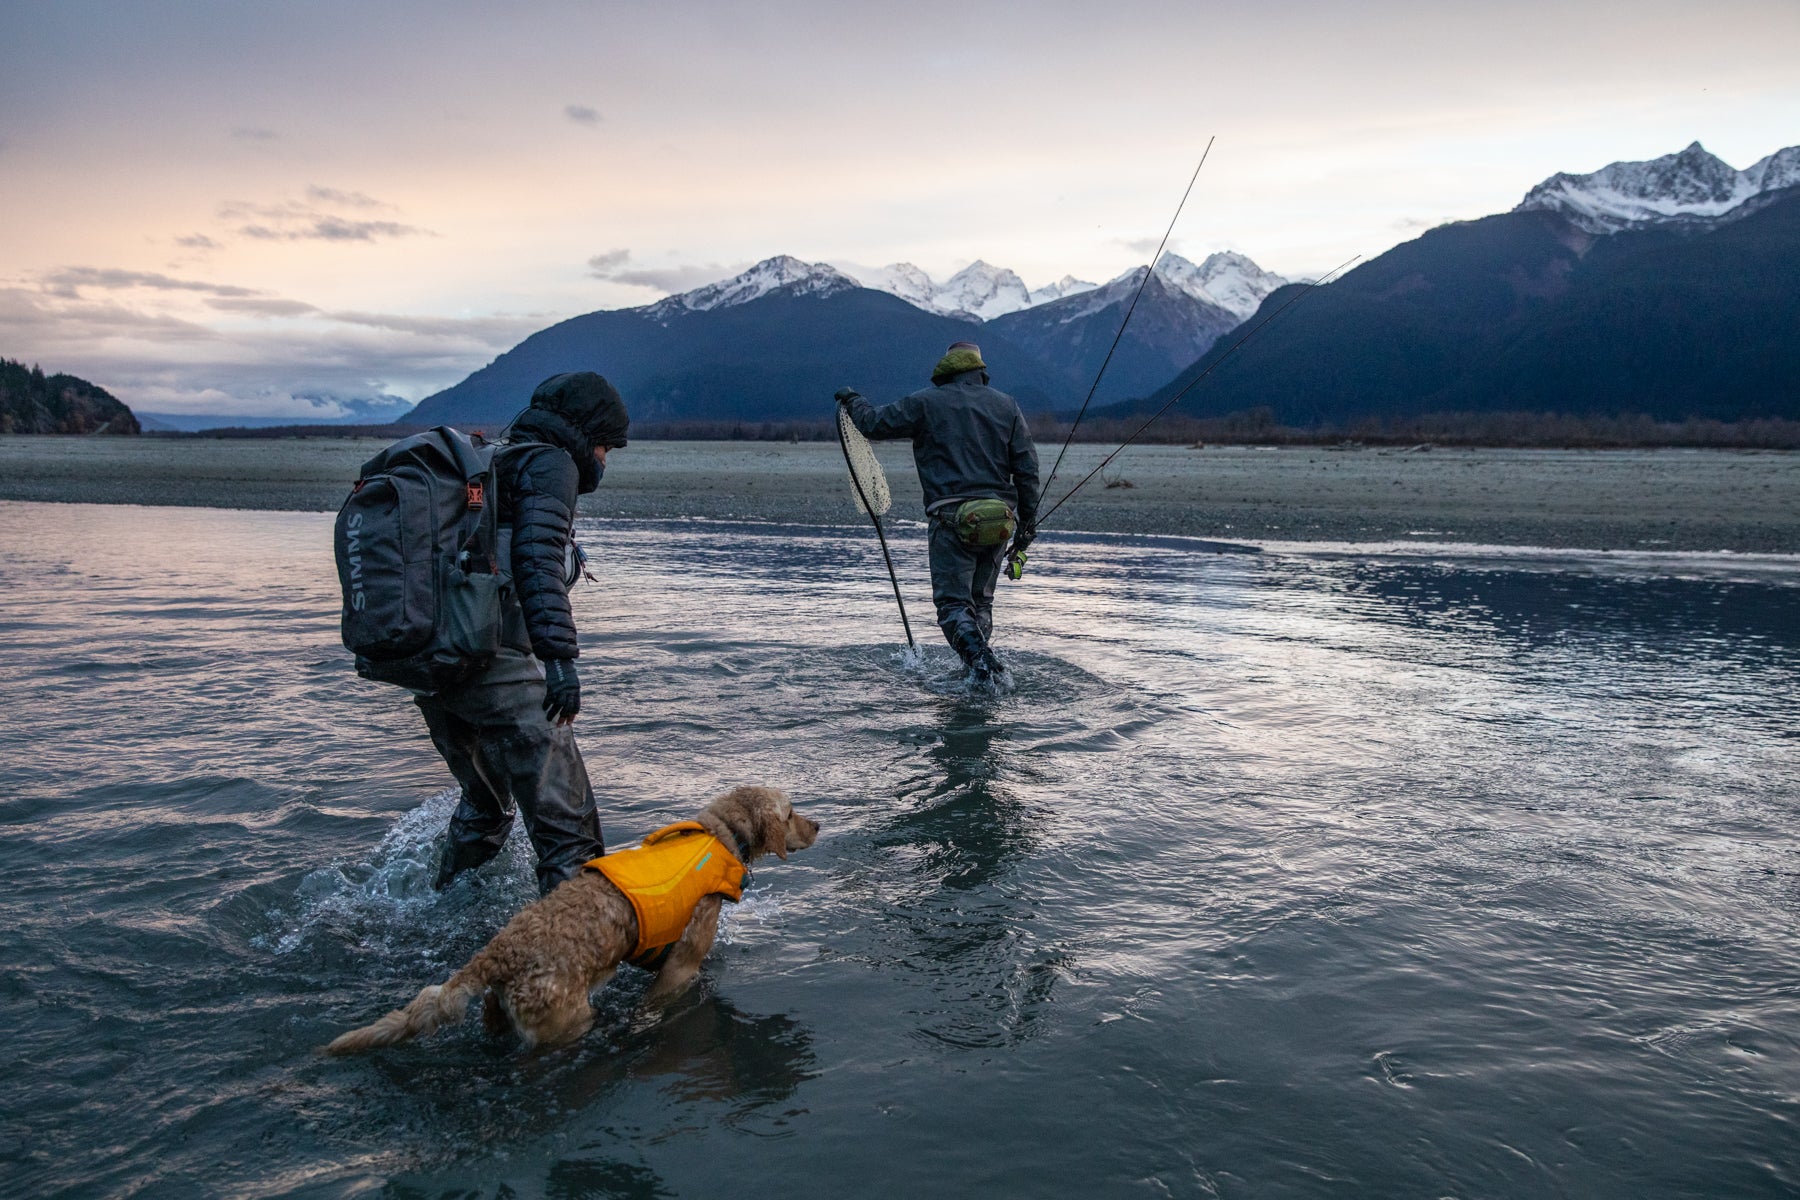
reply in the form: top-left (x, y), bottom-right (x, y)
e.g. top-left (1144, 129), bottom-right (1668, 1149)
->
top-left (498, 407), bottom-right (601, 661)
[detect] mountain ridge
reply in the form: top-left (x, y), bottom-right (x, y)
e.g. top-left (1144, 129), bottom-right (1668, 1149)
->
top-left (404, 281), bottom-right (1075, 428)
top-left (1516, 140), bottom-right (1800, 234)
top-left (839, 251), bottom-right (1285, 323)
top-left (1109, 180), bottom-right (1800, 428)
top-left (406, 249), bottom-right (1288, 426)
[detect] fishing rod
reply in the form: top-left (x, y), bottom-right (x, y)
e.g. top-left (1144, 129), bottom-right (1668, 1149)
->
top-left (1030, 253), bottom-right (1362, 534)
top-left (835, 412), bottom-right (916, 650)
top-left (1040, 139), bottom-right (1215, 500)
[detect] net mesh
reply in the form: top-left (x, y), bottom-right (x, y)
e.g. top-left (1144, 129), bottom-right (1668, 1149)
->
top-left (837, 406), bottom-right (892, 517)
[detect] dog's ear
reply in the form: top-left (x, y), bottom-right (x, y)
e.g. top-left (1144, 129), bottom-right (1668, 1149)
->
top-left (758, 790), bottom-right (791, 860)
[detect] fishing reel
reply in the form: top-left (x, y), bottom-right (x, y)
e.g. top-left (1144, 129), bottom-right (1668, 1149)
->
top-left (1005, 549), bottom-right (1028, 581)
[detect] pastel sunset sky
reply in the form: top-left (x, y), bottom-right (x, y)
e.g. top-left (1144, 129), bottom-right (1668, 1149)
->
top-left (4, 0), bottom-right (1796, 416)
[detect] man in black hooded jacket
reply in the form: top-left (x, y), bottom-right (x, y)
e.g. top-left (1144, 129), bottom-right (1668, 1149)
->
top-left (419, 371), bottom-right (629, 895)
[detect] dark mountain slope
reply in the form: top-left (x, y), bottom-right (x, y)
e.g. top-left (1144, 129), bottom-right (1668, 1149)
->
top-left (1118, 190), bottom-right (1800, 426)
top-left (987, 270), bottom-right (1240, 407)
top-left (0, 359), bottom-right (139, 434)
top-left (1466, 187), bottom-right (1800, 416)
top-left (408, 287), bottom-right (1072, 429)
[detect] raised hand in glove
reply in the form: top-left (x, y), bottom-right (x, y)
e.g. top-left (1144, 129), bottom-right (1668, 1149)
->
top-left (834, 387), bottom-right (862, 406)
top-left (542, 658), bottom-right (581, 725)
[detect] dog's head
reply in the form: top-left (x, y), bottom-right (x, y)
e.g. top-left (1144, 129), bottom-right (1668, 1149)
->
top-left (703, 786), bottom-right (819, 862)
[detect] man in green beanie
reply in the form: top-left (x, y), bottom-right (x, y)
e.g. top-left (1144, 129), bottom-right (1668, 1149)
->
top-left (837, 341), bottom-right (1040, 683)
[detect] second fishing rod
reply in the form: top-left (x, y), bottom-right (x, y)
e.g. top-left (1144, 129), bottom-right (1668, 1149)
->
top-left (1004, 143), bottom-right (1214, 581)
top-left (1010, 148), bottom-right (1359, 571)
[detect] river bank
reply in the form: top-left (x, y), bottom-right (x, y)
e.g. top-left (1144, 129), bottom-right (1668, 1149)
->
top-left (3, 436), bottom-right (1797, 552)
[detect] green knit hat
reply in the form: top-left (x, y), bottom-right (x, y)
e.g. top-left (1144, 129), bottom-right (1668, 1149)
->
top-left (931, 341), bottom-right (987, 385)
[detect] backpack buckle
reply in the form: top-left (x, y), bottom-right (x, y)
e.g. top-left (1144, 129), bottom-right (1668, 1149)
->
top-left (466, 482), bottom-right (484, 510)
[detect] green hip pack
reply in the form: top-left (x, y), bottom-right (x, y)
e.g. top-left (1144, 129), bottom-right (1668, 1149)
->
top-left (950, 498), bottom-right (1017, 547)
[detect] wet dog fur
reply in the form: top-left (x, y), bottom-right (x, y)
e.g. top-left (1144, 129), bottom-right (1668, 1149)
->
top-left (324, 785), bottom-right (819, 1054)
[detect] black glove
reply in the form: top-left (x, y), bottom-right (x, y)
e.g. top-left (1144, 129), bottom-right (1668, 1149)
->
top-left (1010, 526), bottom-right (1035, 556)
top-left (543, 658), bottom-right (581, 724)
top-left (834, 387), bottom-right (861, 406)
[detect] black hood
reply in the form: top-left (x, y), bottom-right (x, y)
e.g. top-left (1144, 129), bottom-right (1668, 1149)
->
top-left (527, 372), bottom-right (630, 450)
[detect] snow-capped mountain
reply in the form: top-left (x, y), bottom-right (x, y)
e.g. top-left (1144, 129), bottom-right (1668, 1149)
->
top-left (848, 262), bottom-right (937, 309)
top-left (1030, 275), bottom-right (1101, 305)
top-left (842, 260), bottom-right (1101, 318)
top-left (1027, 252), bottom-right (1288, 326)
top-left (989, 264), bottom-right (1244, 406)
top-left (843, 260), bottom-right (1036, 319)
top-left (1515, 141), bottom-right (1800, 234)
top-left (841, 251), bottom-right (1282, 322)
top-left (928, 261), bottom-right (1034, 320)
top-left (644, 255), bottom-right (856, 321)
top-left (1156, 251), bottom-right (1289, 320)
top-left (1104, 142), bottom-right (1800, 429)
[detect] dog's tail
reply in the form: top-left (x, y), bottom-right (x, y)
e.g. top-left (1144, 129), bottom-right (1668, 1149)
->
top-left (322, 963), bottom-right (488, 1056)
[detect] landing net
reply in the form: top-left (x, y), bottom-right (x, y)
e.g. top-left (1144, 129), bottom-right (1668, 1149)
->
top-left (837, 406), bottom-right (891, 517)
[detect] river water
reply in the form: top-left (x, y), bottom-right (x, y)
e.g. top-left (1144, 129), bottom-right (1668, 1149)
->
top-left (2, 500), bottom-right (1797, 1198)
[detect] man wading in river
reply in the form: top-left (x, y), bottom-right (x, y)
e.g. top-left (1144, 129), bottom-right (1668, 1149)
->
top-left (423, 372), bottom-right (628, 894)
top-left (837, 342), bottom-right (1040, 683)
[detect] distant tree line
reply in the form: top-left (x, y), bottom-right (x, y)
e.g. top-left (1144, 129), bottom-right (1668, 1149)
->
top-left (147, 422), bottom-right (428, 440)
top-left (1028, 407), bottom-right (1800, 450)
top-left (147, 408), bottom-right (1800, 449)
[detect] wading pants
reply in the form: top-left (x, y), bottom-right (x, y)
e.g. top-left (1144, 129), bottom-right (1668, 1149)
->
top-left (414, 647), bottom-right (603, 895)
top-left (928, 514), bottom-right (1008, 665)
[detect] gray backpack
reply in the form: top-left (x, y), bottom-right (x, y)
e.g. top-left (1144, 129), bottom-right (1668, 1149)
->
top-left (334, 426), bottom-right (510, 691)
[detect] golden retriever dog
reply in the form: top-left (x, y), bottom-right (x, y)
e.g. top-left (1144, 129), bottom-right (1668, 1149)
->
top-left (324, 785), bottom-right (818, 1054)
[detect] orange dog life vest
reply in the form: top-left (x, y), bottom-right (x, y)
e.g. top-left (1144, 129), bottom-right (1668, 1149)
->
top-left (585, 822), bottom-right (747, 964)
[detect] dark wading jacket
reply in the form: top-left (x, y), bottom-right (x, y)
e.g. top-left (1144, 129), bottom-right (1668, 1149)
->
top-left (496, 407), bottom-right (603, 661)
top-left (846, 369), bottom-right (1041, 530)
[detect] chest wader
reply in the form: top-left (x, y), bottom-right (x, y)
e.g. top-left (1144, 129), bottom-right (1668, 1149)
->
top-left (929, 499), bottom-right (1015, 673)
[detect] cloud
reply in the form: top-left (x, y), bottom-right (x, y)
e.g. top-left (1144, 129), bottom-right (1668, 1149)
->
top-left (565, 105), bottom-right (602, 126)
top-left (0, 268), bottom-right (549, 417)
top-left (206, 296), bottom-right (321, 318)
top-left (132, 387), bottom-right (418, 421)
top-left (1116, 235), bottom-right (1190, 259)
top-left (304, 185), bottom-right (385, 209)
top-left (174, 234), bottom-right (220, 250)
top-left (239, 217), bottom-right (426, 241)
top-left (0, 292), bottom-right (515, 414)
top-left (231, 126), bottom-right (278, 141)
top-left (218, 189), bottom-right (427, 243)
top-left (585, 249), bottom-right (735, 293)
top-left (0, 286), bottom-right (219, 339)
top-left (322, 310), bottom-right (546, 343)
top-left (39, 267), bottom-right (259, 299)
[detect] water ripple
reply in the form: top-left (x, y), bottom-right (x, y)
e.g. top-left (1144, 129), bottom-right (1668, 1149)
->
top-left (0, 503), bottom-right (1797, 1197)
